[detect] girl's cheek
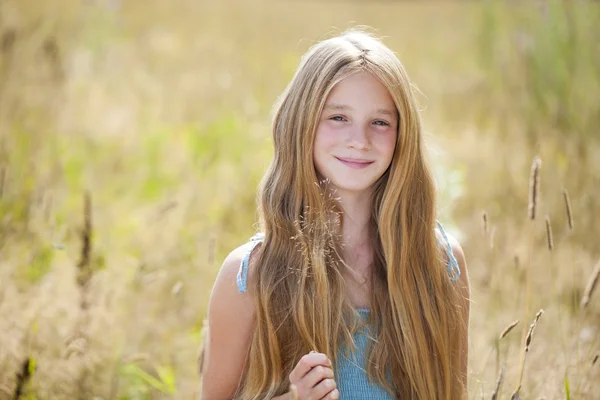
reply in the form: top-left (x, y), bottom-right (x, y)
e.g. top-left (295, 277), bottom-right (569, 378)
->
top-left (373, 131), bottom-right (397, 149)
top-left (317, 128), bottom-right (341, 148)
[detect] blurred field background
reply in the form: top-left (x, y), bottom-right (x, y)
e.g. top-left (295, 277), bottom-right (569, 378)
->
top-left (0, 0), bottom-right (599, 398)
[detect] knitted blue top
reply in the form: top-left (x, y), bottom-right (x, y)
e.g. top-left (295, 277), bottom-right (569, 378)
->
top-left (236, 220), bottom-right (460, 399)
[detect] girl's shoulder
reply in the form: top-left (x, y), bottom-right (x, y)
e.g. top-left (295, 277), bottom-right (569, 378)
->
top-left (208, 241), bottom-right (258, 318)
top-left (201, 237), bottom-right (263, 398)
top-left (212, 233), bottom-right (264, 299)
top-left (236, 232), bottom-right (265, 293)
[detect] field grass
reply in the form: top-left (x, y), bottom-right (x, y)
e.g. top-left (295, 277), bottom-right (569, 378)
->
top-left (0, 0), bottom-right (599, 398)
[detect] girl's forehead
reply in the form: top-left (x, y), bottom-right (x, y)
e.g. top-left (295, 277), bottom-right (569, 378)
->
top-left (324, 72), bottom-right (396, 112)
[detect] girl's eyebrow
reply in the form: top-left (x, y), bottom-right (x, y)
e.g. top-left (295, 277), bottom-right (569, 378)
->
top-left (323, 102), bottom-right (396, 117)
top-left (374, 108), bottom-right (397, 117)
top-left (323, 103), bottom-right (351, 111)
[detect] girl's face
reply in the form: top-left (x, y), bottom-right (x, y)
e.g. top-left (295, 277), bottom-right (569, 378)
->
top-left (313, 72), bottom-right (398, 195)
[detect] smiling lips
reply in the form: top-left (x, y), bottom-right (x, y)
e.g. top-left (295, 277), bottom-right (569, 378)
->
top-left (335, 156), bottom-right (375, 169)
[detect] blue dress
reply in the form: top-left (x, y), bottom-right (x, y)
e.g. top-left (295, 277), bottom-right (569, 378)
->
top-left (236, 221), bottom-right (460, 399)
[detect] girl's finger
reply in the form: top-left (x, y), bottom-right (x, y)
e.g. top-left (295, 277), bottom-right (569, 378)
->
top-left (289, 353), bottom-right (331, 383)
top-left (321, 389), bottom-right (339, 400)
top-left (312, 378), bottom-right (337, 399)
top-left (302, 365), bottom-right (334, 388)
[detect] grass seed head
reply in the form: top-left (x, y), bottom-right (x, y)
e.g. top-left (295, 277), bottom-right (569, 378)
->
top-left (528, 156), bottom-right (541, 220)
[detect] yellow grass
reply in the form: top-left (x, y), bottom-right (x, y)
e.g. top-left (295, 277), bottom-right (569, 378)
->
top-left (0, 0), bottom-right (599, 398)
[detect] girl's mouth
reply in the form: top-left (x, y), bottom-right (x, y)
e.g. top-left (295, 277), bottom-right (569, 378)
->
top-left (335, 157), bottom-right (375, 169)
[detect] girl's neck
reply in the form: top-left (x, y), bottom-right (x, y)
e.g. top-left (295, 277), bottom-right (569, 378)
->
top-left (334, 189), bottom-right (375, 306)
top-left (336, 189), bottom-right (373, 256)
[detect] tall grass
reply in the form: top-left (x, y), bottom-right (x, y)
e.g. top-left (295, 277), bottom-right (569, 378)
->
top-left (0, 0), bottom-right (598, 398)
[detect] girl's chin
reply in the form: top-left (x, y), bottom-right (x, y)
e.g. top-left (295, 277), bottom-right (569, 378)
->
top-left (314, 172), bottom-right (379, 193)
top-left (325, 180), bottom-right (375, 194)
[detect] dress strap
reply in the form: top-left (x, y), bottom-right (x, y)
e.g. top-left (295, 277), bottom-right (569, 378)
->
top-left (236, 233), bottom-right (265, 293)
top-left (435, 220), bottom-right (461, 282)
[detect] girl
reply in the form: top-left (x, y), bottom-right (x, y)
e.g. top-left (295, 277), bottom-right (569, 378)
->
top-left (200, 29), bottom-right (470, 400)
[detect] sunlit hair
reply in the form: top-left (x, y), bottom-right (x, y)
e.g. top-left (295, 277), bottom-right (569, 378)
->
top-left (237, 29), bottom-right (465, 399)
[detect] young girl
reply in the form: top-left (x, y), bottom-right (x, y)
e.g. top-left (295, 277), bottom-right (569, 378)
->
top-left (200, 29), bottom-right (470, 400)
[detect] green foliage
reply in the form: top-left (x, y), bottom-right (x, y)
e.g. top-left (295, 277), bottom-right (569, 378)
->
top-left (477, 0), bottom-right (600, 143)
top-left (91, 252), bottom-right (107, 272)
top-left (25, 245), bottom-right (55, 283)
top-left (28, 356), bottom-right (36, 376)
top-left (62, 152), bottom-right (86, 192)
top-left (119, 362), bottom-right (177, 399)
top-left (18, 393), bottom-right (38, 400)
top-left (184, 114), bottom-right (247, 168)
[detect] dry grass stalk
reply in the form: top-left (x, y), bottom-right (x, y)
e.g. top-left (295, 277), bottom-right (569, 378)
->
top-left (76, 191), bottom-right (93, 293)
top-left (544, 216), bottom-right (553, 251)
top-left (491, 366), bottom-right (504, 400)
top-left (528, 156), bottom-right (541, 220)
top-left (156, 200), bottom-right (178, 221)
top-left (512, 309), bottom-right (544, 399)
top-left (1, 29), bottom-right (17, 54)
top-left (499, 320), bottom-right (520, 340)
top-left (524, 309), bottom-right (543, 351)
top-left (13, 357), bottom-right (34, 399)
top-left (197, 319), bottom-right (209, 375)
top-left (74, 191), bottom-right (93, 399)
top-left (562, 188), bottom-right (574, 231)
top-left (581, 258), bottom-right (600, 309)
top-left (42, 36), bottom-right (64, 81)
top-left (482, 211), bottom-right (488, 235)
top-left (289, 384), bottom-right (299, 400)
top-left (495, 320), bottom-right (518, 391)
top-left (0, 166), bottom-right (6, 200)
top-left (122, 353), bottom-right (150, 364)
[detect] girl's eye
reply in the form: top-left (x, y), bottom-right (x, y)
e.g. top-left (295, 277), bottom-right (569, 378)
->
top-left (373, 120), bottom-right (390, 126)
top-left (330, 116), bottom-right (346, 122)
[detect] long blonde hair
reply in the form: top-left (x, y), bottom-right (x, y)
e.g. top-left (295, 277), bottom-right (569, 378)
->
top-left (237, 29), bottom-right (464, 400)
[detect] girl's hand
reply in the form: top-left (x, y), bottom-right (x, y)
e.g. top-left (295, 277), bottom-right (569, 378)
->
top-left (288, 351), bottom-right (339, 400)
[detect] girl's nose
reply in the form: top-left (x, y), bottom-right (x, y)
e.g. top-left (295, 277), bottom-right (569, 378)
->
top-left (346, 124), bottom-right (371, 150)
